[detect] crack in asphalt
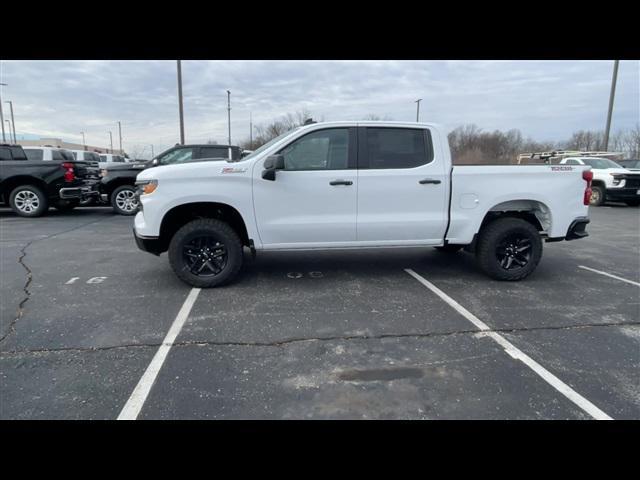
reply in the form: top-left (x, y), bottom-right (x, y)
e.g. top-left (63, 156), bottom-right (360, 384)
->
top-left (0, 216), bottom-right (115, 346)
top-left (1, 320), bottom-right (638, 357)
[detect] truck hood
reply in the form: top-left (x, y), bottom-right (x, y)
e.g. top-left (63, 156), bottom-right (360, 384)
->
top-left (137, 158), bottom-right (241, 181)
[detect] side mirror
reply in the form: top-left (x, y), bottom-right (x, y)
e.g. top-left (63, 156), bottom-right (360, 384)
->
top-left (152, 158), bottom-right (159, 166)
top-left (262, 154), bottom-right (285, 181)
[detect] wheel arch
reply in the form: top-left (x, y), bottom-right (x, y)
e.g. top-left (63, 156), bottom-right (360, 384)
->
top-left (1, 176), bottom-right (49, 203)
top-left (158, 202), bottom-right (250, 253)
top-left (480, 199), bottom-right (552, 233)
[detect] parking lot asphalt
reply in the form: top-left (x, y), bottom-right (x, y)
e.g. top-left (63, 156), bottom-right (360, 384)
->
top-left (0, 204), bottom-right (638, 419)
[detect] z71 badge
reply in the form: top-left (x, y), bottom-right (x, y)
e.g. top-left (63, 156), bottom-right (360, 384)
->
top-left (220, 166), bottom-right (248, 174)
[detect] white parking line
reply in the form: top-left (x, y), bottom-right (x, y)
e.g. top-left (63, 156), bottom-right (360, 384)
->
top-left (404, 268), bottom-right (613, 420)
top-left (578, 265), bottom-right (640, 287)
top-left (117, 288), bottom-right (201, 420)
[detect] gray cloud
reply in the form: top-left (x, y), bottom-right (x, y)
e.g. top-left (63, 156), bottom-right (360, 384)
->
top-left (1, 60), bottom-right (638, 156)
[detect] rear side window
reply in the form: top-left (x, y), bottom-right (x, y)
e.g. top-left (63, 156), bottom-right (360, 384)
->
top-left (51, 150), bottom-right (64, 161)
top-left (9, 147), bottom-right (27, 160)
top-left (364, 128), bottom-right (432, 169)
top-left (100, 155), bottom-right (108, 162)
top-left (564, 159), bottom-right (580, 165)
top-left (24, 149), bottom-right (43, 160)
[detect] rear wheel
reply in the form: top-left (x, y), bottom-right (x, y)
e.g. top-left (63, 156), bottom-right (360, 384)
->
top-left (9, 185), bottom-right (49, 217)
top-left (111, 185), bottom-right (138, 215)
top-left (589, 185), bottom-right (605, 206)
top-left (476, 217), bottom-right (542, 281)
top-left (168, 219), bottom-right (243, 288)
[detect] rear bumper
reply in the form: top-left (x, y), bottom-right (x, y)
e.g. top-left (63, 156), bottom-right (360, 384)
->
top-left (565, 217), bottom-right (590, 241)
top-left (59, 185), bottom-right (101, 200)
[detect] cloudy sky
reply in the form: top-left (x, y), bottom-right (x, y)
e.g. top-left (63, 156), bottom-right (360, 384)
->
top-left (0, 60), bottom-right (638, 157)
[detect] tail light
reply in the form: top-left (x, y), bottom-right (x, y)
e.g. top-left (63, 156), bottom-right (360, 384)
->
top-left (582, 169), bottom-right (593, 205)
top-left (62, 162), bottom-right (75, 183)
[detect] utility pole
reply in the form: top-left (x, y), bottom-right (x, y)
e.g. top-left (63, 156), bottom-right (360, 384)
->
top-left (5, 120), bottom-right (13, 143)
top-left (5, 101), bottom-right (16, 142)
top-left (177, 60), bottom-right (185, 145)
top-left (603, 60), bottom-right (619, 151)
top-left (118, 121), bottom-right (122, 154)
top-left (150, 144), bottom-right (154, 158)
top-left (249, 111), bottom-right (252, 146)
top-left (109, 131), bottom-right (113, 153)
top-left (415, 99), bottom-right (422, 122)
top-left (0, 83), bottom-right (6, 143)
top-left (226, 90), bottom-right (231, 159)
top-left (80, 132), bottom-right (86, 149)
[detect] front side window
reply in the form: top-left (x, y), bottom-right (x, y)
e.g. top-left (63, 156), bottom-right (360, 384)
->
top-left (200, 146), bottom-right (228, 159)
top-left (0, 147), bottom-right (11, 160)
top-left (158, 148), bottom-right (195, 165)
top-left (100, 155), bottom-right (108, 162)
top-left (279, 128), bottom-right (349, 171)
top-left (365, 128), bottom-right (431, 169)
top-left (24, 149), bottom-right (43, 160)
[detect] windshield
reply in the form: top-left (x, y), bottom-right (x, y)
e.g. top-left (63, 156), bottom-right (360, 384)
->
top-left (580, 158), bottom-right (622, 169)
top-left (241, 128), bottom-right (301, 162)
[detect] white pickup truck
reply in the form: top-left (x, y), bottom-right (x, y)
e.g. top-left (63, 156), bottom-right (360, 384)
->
top-left (133, 121), bottom-right (593, 287)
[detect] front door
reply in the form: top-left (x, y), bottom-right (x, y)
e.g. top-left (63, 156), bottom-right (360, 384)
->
top-left (252, 127), bottom-right (358, 248)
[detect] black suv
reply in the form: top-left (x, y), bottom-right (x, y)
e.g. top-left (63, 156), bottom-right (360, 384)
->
top-left (100, 144), bottom-right (241, 215)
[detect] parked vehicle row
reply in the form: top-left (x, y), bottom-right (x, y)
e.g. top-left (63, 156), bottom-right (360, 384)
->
top-left (0, 144), bottom-right (100, 216)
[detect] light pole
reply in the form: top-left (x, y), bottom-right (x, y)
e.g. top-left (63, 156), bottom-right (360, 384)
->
top-left (109, 131), bottom-right (113, 153)
top-left (177, 60), bottom-right (185, 145)
top-left (249, 111), bottom-right (252, 147)
top-left (5, 101), bottom-right (16, 142)
top-left (0, 83), bottom-right (6, 142)
top-left (5, 120), bottom-right (13, 143)
top-left (415, 99), bottom-right (422, 122)
top-left (150, 144), bottom-right (154, 158)
top-left (118, 121), bottom-right (123, 154)
top-left (80, 131), bottom-right (86, 149)
top-left (603, 60), bottom-right (619, 151)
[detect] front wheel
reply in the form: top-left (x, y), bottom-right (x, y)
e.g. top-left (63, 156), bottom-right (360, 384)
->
top-left (111, 185), bottom-right (139, 215)
top-left (589, 185), bottom-right (605, 206)
top-left (475, 217), bottom-right (542, 281)
top-left (168, 219), bottom-right (244, 288)
top-left (9, 185), bottom-right (49, 217)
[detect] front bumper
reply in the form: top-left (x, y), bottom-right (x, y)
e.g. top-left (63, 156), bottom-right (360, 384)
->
top-left (133, 222), bottom-right (163, 255)
top-left (605, 187), bottom-right (640, 201)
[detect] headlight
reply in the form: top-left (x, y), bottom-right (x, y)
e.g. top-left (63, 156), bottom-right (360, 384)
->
top-left (136, 179), bottom-right (158, 195)
top-left (610, 174), bottom-right (623, 186)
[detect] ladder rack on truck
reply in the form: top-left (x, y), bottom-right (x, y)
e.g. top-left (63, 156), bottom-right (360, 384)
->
top-left (517, 150), bottom-right (624, 165)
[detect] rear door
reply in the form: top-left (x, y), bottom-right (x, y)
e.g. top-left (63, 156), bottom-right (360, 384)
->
top-left (252, 127), bottom-right (358, 248)
top-left (356, 126), bottom-right (448, 244)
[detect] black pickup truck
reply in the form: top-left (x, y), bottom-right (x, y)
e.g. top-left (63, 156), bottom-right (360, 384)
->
top-left (100, 144), bottom-right (240, 215)
top-left (0, 144), bottom-right (99, 217)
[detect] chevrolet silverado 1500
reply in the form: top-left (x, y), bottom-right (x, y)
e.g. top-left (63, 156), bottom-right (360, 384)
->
top-left (133, 121), bottom-right (593, 287)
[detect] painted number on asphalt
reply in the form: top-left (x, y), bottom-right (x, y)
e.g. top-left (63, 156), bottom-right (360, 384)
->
top-left (287, 271), bottom-right (323, 279)
top-left (65, 276), bottom-right (108, 285)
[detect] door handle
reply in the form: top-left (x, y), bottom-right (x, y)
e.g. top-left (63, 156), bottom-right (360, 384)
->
top-left (329, 180), bottom-right (353, 186)
top-left (419, 178), bottom-right (441, 185)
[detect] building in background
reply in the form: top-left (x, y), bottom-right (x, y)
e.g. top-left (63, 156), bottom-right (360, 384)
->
top-left (17, 137), bottom-right (124, 155)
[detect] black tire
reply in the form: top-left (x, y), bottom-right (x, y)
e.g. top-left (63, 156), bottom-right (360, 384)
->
top-left (589, 185), bottom-right (605, 206)
top-left (624, 199), bottom-right (640, 207)
top-left (54, 199), bottom-right (80, 212)
top-left (111, 185), bottom-right (138, 215)
top-left (475, 217), bottom-right (542, 281)
top-left (9, 185), bottom-right (49, 217)
top-left (168, 218), bottom-right (243, 288)
top-left (435, 244), bottom-right (464, 254)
